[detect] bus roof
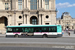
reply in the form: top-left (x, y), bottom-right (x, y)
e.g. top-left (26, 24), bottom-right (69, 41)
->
top-left (6, 25), bottom-right (61, 28)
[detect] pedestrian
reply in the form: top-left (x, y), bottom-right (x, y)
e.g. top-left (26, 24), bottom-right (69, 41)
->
top-left (67, 29), bottom-right (70, 36)
top-left (68, 31), bottom-right (70, 36)
top-left (66, 28), bottom-right (68, 33)
top-left (74, 29), bottom-right (75, 34)
top-left (62, 31), bottom-right (64, 36)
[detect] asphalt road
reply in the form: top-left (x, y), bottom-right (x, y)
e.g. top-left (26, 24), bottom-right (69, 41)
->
top-left (0, 38), bottom-right (75, 44)
top-left (0, 47), bottom-right (74, 50)
top-left (0, 31), bottom-right (75, 50)
top-left (0, 38), bottom-right (75, 49)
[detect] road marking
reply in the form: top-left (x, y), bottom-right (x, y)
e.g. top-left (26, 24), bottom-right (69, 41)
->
top-left (52, 46), bottom-right (75, 49)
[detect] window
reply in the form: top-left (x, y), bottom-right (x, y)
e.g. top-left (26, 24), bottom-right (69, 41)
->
top-left (45, 23), bottom-right (49, 25)
top-left (30, 0), bottom-right (37, 10)
top-left (32, 19), bottom-right (37, 25)
top-left (49, 26), bottom-right (57, 32)
top-left (41, 27), bottom-right (49, 32)
top-left (19, 16), bottom-right (22, 19)
top-left (18, 0), bottom-right (22, 10)
top-left (5, 3), bottom-right (9, 10)
top-left (21, 27), bottom-right (34, 33)
top-left (7, 28), bottom-right (12, 32)
top-left (30, 16), bottom-right (38, 25)
top-left (45, 0), bottom-right (49, 9)
top-left (46, 15), bottom-right (49, 18)
top-left (18, 23), bottom-right (22, 25)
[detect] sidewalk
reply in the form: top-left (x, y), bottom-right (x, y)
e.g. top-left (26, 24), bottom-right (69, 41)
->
top-left (0, 34), bottom-right (5, 37)
top-left (62, 31), bottom-right (75, 37)
top-left (62, 34), bottom-right (75, 37)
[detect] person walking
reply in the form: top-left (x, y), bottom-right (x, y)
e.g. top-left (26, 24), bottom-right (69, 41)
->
top-left (68, 31), bottom-right (70, 36)
top-left (66, 28), bottom-right (68, 33)
top-left (66, 28), bottom-right (70, 36)
top-left (74, 29), bottom-right (75, 34)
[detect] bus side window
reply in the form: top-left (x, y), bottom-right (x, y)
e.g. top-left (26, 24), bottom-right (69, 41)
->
top-left (49, 27), bottom-right (51, 32)
top-left (15, 28), bottom-right (19, 32)
top-left (25, 28), bottom-right (28, 32)
top-left (22, 28), bottom-right (25, 32)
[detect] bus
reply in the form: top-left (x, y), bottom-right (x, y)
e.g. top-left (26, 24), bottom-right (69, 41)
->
top-left (6, 25), bottom-right (62, 38)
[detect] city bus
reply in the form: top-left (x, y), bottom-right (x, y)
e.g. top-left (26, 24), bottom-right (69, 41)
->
top-left (6, 25), bottom-right (62, 38)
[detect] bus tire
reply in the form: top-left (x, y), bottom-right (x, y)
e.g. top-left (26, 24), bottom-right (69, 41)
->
top-left (15, 34), bottom-right (19, 38)
top-left (42, 34), bottom-right (48, 38)
top-left (6, 35), bottom-right (8, 37)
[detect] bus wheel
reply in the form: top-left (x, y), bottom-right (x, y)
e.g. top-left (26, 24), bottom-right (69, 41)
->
top-left (6, 35), bottom-right (8, 37)
top-left (15, 34), bottom-right (19, 38)
top-left (42, 35), bottom-right (48, 38)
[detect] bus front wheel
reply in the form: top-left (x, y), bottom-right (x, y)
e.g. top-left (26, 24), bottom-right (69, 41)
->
top-left (42, 35), bottom-right (48, 38)
top-left (14, 34), bottom-right (19, 38)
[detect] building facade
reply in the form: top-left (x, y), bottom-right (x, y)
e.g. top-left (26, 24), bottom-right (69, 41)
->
top-left (57, 12), bottom-right (75, 30)
top-left (0, 0), bottom-right (56, 34)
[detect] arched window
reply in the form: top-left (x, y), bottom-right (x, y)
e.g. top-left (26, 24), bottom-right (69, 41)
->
top-left (30, 0), bottom-right (37, 10)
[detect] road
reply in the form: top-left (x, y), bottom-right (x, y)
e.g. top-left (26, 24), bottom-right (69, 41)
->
top-left (0, 38), bottom-right (75, 49)
top-left (0, 31), bottom-right (75, 50)
top-left (0, 47), bottom-right (73, 50)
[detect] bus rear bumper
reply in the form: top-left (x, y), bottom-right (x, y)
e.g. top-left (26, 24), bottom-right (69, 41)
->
top-left (57, 34), bottom-right (62, 37)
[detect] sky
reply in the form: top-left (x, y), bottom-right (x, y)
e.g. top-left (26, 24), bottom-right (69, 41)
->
top-left (56, 0), bottom-right (75, 18)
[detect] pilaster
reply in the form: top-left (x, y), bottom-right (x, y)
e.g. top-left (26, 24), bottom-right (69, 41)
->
top-left (39, 14), bottom-right (41, 25)
top-left (39, 0), bottom-right (41, 8)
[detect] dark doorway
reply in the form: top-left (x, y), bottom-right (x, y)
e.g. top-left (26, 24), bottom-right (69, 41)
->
top-left (4, 17), bottom-right (8, 26)
top-left (0, 17), bottom-right (8, 26)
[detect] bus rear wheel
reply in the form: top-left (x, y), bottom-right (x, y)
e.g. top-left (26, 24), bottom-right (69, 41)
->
top-left (42, 35), bottom-right (48, 38)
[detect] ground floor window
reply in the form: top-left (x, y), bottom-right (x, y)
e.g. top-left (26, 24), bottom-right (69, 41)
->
top-left (30, 16), bottom-right (38, 25)
top-left (18, 23), bottom-right (22, 25)
top-left (45, 23), bottom-right (49, 25)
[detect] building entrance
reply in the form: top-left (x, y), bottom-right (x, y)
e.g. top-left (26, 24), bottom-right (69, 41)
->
top-left (0, 17), bottom-right (8, 29)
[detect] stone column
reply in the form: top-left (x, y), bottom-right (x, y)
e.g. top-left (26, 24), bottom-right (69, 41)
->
top-left (42, 0), bottom-right (43, 8)
top-left (23, 15), bottom-right (25, 24)
top-left (8, 15), bottom-right (10, 26)
top-left (51, 0), bottom-right (55, 10)
top-left (39, 0), bottom-right (41, 8)
top-left (49, 0), bottom-right (51, 10)
top-left (27, 15), bottom-right (29, 24)
top-left (26, 0), bottom-right (28, 8)
top-left (11, 14), bottom-right (14, 25)
top-left (39, 15), bottom-right (41, 25)
top-left (42, 14), bottom-right (44, 25)
top-left (11, 0), bottom-right (16, 10)
top-left (9, 0), bottom-right (11, 10)
top-left (24, 0), bottom-right (26, 8)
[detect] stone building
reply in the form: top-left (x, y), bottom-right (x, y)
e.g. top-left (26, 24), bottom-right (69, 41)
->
top-left (57, 12), bottom-right (75, 30)
top-left (0, 0), bottom-right (57, 34)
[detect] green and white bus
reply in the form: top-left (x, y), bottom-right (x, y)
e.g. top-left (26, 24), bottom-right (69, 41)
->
top-left (6, 25), bottom-right (62, 38)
